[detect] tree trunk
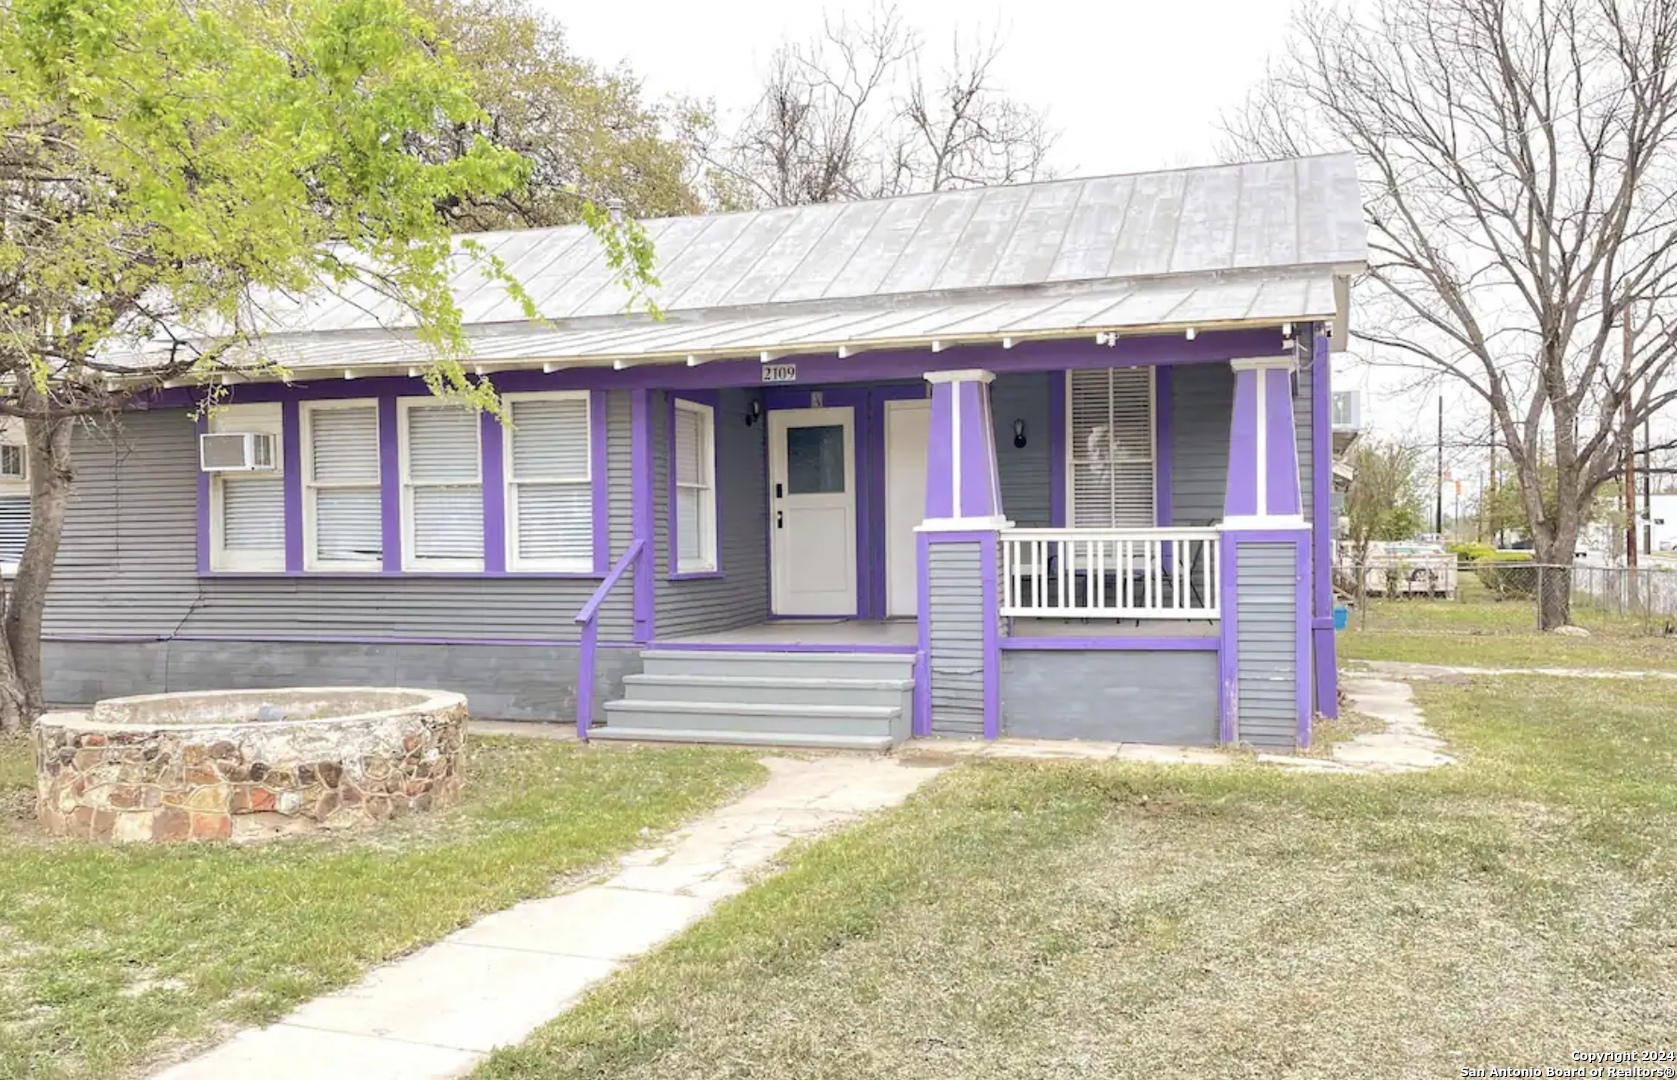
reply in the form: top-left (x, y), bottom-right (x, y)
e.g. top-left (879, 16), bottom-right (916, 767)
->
top-left (2, 396), bottom-right (75, 724)
top-left (0, 583), bottom-right (24, 734)
top-left (1534, 516), bottom-right (1579, 631)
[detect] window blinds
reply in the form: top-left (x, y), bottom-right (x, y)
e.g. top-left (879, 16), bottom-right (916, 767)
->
top-left (673, 402), bottom-right (714, 569)
top-left (507, 396), bottom-right (591, 566)
top-left (1069, 368), bottom-right (1155, 528)
top-left (405, 404), bottom-right (482, 563)
top-left (221, 476), bottom-right (285, 550)
top-left (309, 405), bottom-right (382, 564)
top-left (0, 495), bottom-right (28, 565)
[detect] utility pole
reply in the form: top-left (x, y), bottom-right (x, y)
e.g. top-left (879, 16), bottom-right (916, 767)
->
top-left (1435, 397), bottom-right (1444, 536)
top-left (1625, 311), bottom-right (1639, 578)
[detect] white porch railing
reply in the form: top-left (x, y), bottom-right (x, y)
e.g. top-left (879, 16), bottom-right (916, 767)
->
top-left (999, 527), bottom-right (1222, 619)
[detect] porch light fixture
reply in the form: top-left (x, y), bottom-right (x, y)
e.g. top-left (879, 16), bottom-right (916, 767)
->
top-left (745, 400), bottom-right (762, 427)
top-left (1013, 419), bottom-right (1027, 448)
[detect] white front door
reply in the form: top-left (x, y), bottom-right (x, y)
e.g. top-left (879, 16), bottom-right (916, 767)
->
top-left (884, 399), bottom-right (931, 617)
top-left (769, 407), bottom-right (857, 615)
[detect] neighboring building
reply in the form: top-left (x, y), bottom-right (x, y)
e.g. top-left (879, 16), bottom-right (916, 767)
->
top-left (48, 154), bottom-right (1365, 751)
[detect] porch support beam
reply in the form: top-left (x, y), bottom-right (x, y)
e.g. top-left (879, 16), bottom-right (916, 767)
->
top-left (1222, 355), bottom-right (1304, 527)
top-left (920, 368), bottom-right (1008, 531)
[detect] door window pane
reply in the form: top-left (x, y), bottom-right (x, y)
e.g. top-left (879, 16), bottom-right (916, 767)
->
top-left (786, 425), bottom-right (846, 494)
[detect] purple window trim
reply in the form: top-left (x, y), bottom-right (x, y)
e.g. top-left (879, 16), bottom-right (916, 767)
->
top-left (1154, 366), bottom-right (1174, 527)
top-left (377, 396), bottom-right (402, 573)
top-left (1047, 370), bottom-right (1066, 526)
top-left (980, 530), bottom-right (1001, 741)
top-left (481, 410), bottom-right (507, 575)
top-left (998, 636), bottom-right (1217, 651)
top-left (590, 390), bottom-right (609, 575)
top-left (1217, 536), bottom-right (1239, 743)
top-left (1309, 326), bottom-right (1339, 719)
top-left (1264, 367), bottom-right (1301, 516)
top-left (666, 390), bottom-right (722, 581)
top-left (629, 388), bottom-right (655, 642)
top-left (147, 329), bottom-right (1291, 409)
top-left (194, 570), bottom-right (607, 581)
top-left (914, 530), bottom-right (932, 736)
top-left (281, 400), bottom-right (304, 573)
top-left (195, 414), bottom-right (211, 575)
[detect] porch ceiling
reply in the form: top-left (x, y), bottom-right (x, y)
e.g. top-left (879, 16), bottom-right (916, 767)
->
top-left (102, 153), bottom-right (1366, 380)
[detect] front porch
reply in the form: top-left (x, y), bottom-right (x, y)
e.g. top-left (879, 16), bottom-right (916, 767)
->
top-left (657, 614), bottom-right (1220, 649)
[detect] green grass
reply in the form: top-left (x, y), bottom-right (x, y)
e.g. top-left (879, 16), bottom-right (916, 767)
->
top-left (475, 677), bottom-right (1677, 1080)
top-left (0, 735), bottom-right (764, 1080)
top-left (1337, 578), bottom-right (1677, 669)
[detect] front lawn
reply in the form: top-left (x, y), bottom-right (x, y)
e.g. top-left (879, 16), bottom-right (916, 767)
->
top-left (0, 734), bottom-right (763, 1080)
top-left (477, 677), bottom-right (1677, 1079)
top-left (1338, 578), bottom-right (1677, 669)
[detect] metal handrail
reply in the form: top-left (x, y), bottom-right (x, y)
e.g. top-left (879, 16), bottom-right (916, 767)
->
top-left (573, 538), bottom-right (645, 738)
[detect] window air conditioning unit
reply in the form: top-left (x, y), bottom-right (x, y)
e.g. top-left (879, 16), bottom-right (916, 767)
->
top-left (1331, 389), bottom-right (1363, 432)
top-left (199, 432), bottom-right (276, 472)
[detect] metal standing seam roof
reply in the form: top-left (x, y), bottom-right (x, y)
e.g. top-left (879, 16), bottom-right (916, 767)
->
top-left (111, 153), bottom-right (1367, 374)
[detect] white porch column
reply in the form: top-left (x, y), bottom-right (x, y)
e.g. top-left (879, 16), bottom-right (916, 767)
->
top-left (1222, 355), bottom-right (1304, 526)
top-left (919, 369), bottom-right (1009, 531)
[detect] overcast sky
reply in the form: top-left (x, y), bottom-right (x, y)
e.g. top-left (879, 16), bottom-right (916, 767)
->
top-left (545, 0), bottom-right (1456, 475)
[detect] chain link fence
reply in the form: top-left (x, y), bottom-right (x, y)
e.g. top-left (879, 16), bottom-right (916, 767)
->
top-left (1336, 556), bottom-right (1677, 633)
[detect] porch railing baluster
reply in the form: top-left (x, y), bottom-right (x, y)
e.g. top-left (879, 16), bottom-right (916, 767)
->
top-left (996, 527), bottom-right (1222, 621)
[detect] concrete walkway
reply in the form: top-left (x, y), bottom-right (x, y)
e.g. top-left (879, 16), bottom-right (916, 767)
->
top-left (1356, 659), bottom-right (1677, 681)
top-left (1334, 674), bottom-right (1457, 773)
top-left (151, 755), bottom-right (942, 1080)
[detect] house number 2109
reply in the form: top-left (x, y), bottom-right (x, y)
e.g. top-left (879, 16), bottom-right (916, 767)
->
top-left (761, 363), bottom-right (797, 384)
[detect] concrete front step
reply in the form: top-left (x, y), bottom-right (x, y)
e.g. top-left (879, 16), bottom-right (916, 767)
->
top-left (621, 673), bottom-right (913, 708)
top-left (638, 649), bottom-right (915, 682)
top-left (587, 726), bottom-right (897, 751)
top-left (601, 698), bottom-right (904, 738)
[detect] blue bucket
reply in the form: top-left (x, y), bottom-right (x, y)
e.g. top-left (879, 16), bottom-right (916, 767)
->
top-left (1333, 605), bottom-right (1349, 631)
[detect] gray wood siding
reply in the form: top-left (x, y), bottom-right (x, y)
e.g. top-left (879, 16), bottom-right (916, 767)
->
top-left (603, 390), bottom-right (634, 639)
top-left (1235, 540), bottom-right (1299, 748)
top-left (655, 388), bottom-right (771, 638)
top-left (1001, 651), bottom-right (1217, 743)
top-left (992, 372), bottom-right (1051, 527)
top-left (1170, 362), bottom-right (1233, 525)
top-left (1296, 358), bottom-right (1315, 522)
top-left (927, 540), bottom-right (985, 737)
top-left (44, 402), bottom-right (638, 644)
top-left (42, 639), bottom-right (641, 721)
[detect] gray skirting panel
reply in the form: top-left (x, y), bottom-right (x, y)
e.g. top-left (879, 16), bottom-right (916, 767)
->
top-left (999, 650), bottom-right (1219, 745)
top-left (42, 639), bottom-right (642, 722)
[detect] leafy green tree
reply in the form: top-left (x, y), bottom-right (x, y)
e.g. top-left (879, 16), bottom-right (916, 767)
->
top-left (1343, 439), bottom-right (1426, 600)
top-left (416, 0), bottom-right (701, 229)
top-left (0, 0), bottom-right (644, 729)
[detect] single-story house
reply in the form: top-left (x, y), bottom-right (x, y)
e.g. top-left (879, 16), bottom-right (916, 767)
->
top-left (39, 152), bottom-right (1366, 750)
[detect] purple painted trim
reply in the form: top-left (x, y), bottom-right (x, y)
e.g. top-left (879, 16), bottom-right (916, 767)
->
top-left (629, 389), bottom-right (655, 642)
top-left (1295, 533), bottom-right (1312, 748)
top-left (915, 530), bottom-right (932, 736)
top-left (924, 381), bottom-right (954, 519)
top-left (481, 410), bottom-right (507, 575)
top-left (195, 414), bottom-right (211, 575)
top-left (45, 632), bottom-right (639, 648)
top-left (197, 570), bottom-right (605, 580)
top-left (1224, 368), bottom-right (1259, 518)
top-left (281, 400), bottom-right (304, 573)
top-left (1264, 367), bottom-right (1301, 516)
top-left (980, 530), bottom-right (1000, 740)
top-left (863, 385), bottom-right (928, 620)
top-left (911, 648), bottom-right (928, 736)
top-left (1311, 616), bottom-right (1336, 629)
top-left (957, 381), bottom-right (999, 518)
top-left (666, 390), bottom-right (722, 580)
top-left (649, 641), bottom-right (917, 654)
top-left (591, 390), bottom-right (609, 575)
top-left (1310, 325), bottom-right (1339, 719)
top-left (1154, 366), bottom-right (1174, 526)
top-left (575, 538), bottom-right (646, 739)
top-left (998, 636), bottom-right (1217, 651)
top-left (1218, 535), bottom-right (1238, 743)
top-left (148, 330), bottom-right (1292, 408)
top-left (1047, 370), bottom-right (1066, 526)
top-left (377, 395), bottom-right (401, 572)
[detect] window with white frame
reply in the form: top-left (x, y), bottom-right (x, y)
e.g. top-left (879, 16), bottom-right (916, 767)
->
top-left (0, 423), bottom-right (28, 574)
top-left (302, 400), bottom-right (382, 570)
top-left (504, 391), bottom-right (592, 571)
top-left (208, 403), bottom-right (285, 571)
top-left (672, 398), bottom-right (717, 574)
top-left (400, 400), bottom-right (482, 570)
top-left (1067, 368), bottom-right (1156, 528)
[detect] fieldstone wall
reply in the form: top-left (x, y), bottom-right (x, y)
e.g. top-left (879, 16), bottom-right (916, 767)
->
top-left (34, 688), bottom-right (467, 843)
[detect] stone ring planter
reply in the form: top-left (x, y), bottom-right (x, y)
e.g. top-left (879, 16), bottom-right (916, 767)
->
top-left (34, 687), bottom-right (467, 842)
